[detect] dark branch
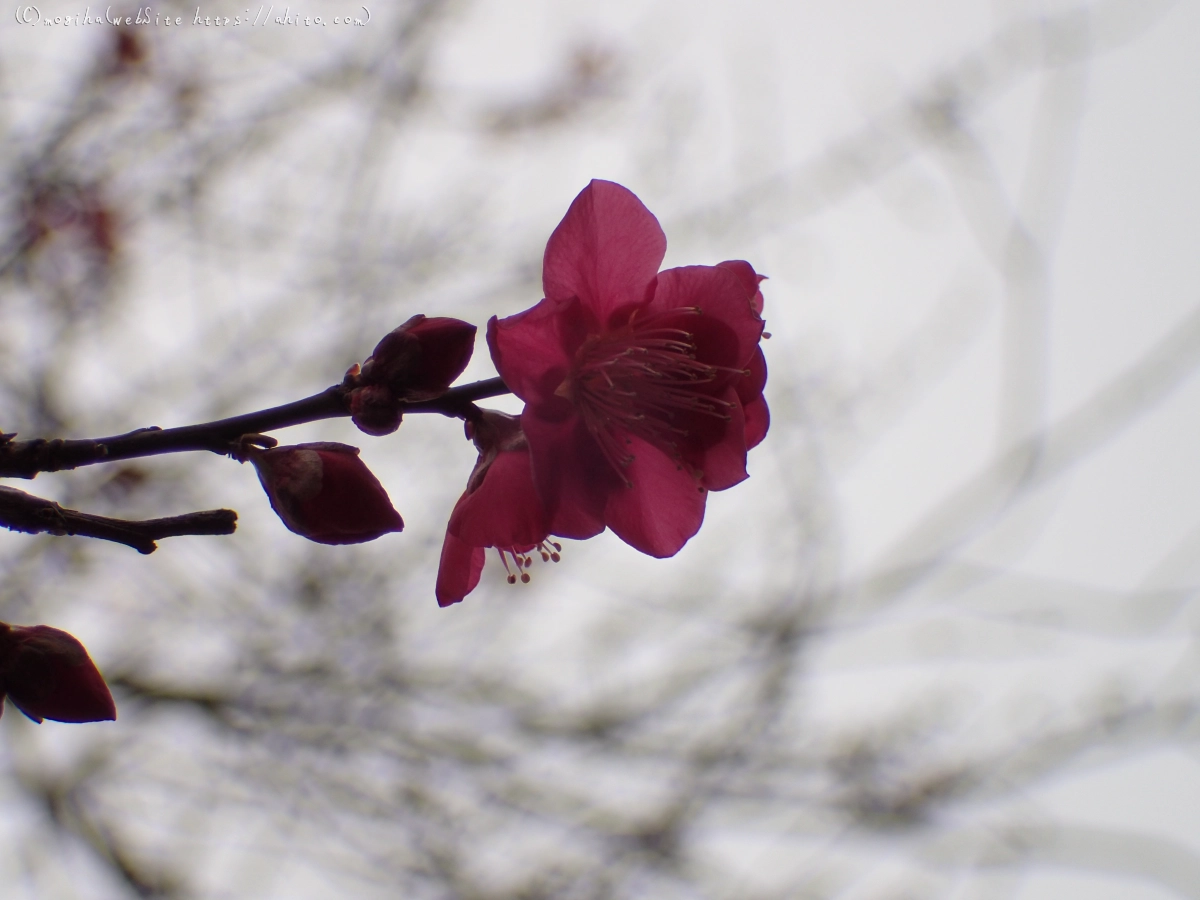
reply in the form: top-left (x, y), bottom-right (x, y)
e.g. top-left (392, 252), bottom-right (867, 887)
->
top-left (404, 376), bottom-right (511, 417)
top-left (0, 485), bottom-right (237, 554)
top-left (0, 376), bottom-right (511, 479)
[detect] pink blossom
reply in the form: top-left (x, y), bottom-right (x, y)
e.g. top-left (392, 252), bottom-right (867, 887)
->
top-left (488, 180), bottom-right (769, 558)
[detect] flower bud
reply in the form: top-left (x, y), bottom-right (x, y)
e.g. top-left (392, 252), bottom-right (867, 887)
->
top-left (358, 315), bottom-right (477, 402)
top-left (249, 442), bottom-right (404, 545)
top-left (349, 384), bottom-right (403, 437)
top-left (0, 623), bottom-right (116, 724)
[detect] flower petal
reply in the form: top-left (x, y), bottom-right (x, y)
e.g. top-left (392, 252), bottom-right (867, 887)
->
top-left (647, 265), bottom-right (764, 369)
top-left (449, 449), bottom-right (547, 549)
top-left (691, 387), bottom-right (749, 492)
top-left (436, 532), bottom-right (485, 607)
top-left (737, 347), bottom-right (768, 404)
top-left (488, 297), bottom-right (586, 404)
top-left (743, 393), bottom-right (770, 450)
top-left (521, 410), bottom-right (611, 540)
top-left (717, 259), bottom-right (766, 315)
top-left (738, 348), bottom-right (769, 450)
top-left (542, 180), bottom-right (667, 324)
top-left (604, 435), bottom-right (707, 557)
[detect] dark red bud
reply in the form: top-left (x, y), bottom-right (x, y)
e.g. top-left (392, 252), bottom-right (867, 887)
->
top-left (360, 315), bottom-right (477, 402)
top-left (250, 442), bottom-right (404, 544)
top-left (349, 384), bottom-right (403, 436)
top-left (0, 624), bottom-right (116, 724)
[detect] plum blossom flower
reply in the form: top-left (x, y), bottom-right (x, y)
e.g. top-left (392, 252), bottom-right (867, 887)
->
top-left (248, 442), bottom-right (404, 545)
top-left (436, 411), bottom-right (561, 607)
top-left (0, 623), bottom-right (116, 723)
top-left (487, 180), bottom-right (769, 558)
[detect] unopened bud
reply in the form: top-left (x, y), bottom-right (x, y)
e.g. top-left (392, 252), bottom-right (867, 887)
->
top-left (349, 384), bottom-right (403, 437)
top-left (359, 315), bottom-right (477, 402)
top-left (249, 442), bottom-right (404, 544)
top-left (0, 623), bottom-right (116, 724)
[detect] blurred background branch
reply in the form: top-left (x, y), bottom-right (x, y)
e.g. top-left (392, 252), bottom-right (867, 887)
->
top-left (1, 0), bottom-right (1198, 898)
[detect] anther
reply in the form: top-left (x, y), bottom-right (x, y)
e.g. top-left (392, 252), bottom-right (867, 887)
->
top-left (498, 548), bottom-right (517, 583)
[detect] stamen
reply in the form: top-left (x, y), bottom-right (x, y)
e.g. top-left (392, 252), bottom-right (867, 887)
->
top-left (494, 541), bottom-right (565, 586)
top-left (565, 308), bottom-right (746, 481)
top-left (497, 548), bottom-right (517, 584)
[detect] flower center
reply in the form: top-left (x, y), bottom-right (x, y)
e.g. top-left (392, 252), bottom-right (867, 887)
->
top-left (560, 308), bottom-right (737, 483)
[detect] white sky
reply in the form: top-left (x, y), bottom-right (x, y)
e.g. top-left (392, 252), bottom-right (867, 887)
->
top-left (2, 0), bottom-right (1200, 897)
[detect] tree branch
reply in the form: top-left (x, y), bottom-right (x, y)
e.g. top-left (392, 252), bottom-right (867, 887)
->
top-left (0, 376), bottom-right (511, 479)
top-left (0, 485), bottom-right (237, 554)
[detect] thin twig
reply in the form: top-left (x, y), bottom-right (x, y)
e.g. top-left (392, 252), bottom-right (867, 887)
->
top-left (0, 485), bottom-right (237, 554)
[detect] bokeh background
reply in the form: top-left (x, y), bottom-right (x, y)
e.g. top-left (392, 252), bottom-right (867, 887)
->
top-left (2, 0), bottom-right (1200, 897)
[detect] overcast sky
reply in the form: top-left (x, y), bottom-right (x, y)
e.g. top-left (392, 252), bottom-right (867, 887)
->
top-left (2, 1), bottom-right (1200, 897)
